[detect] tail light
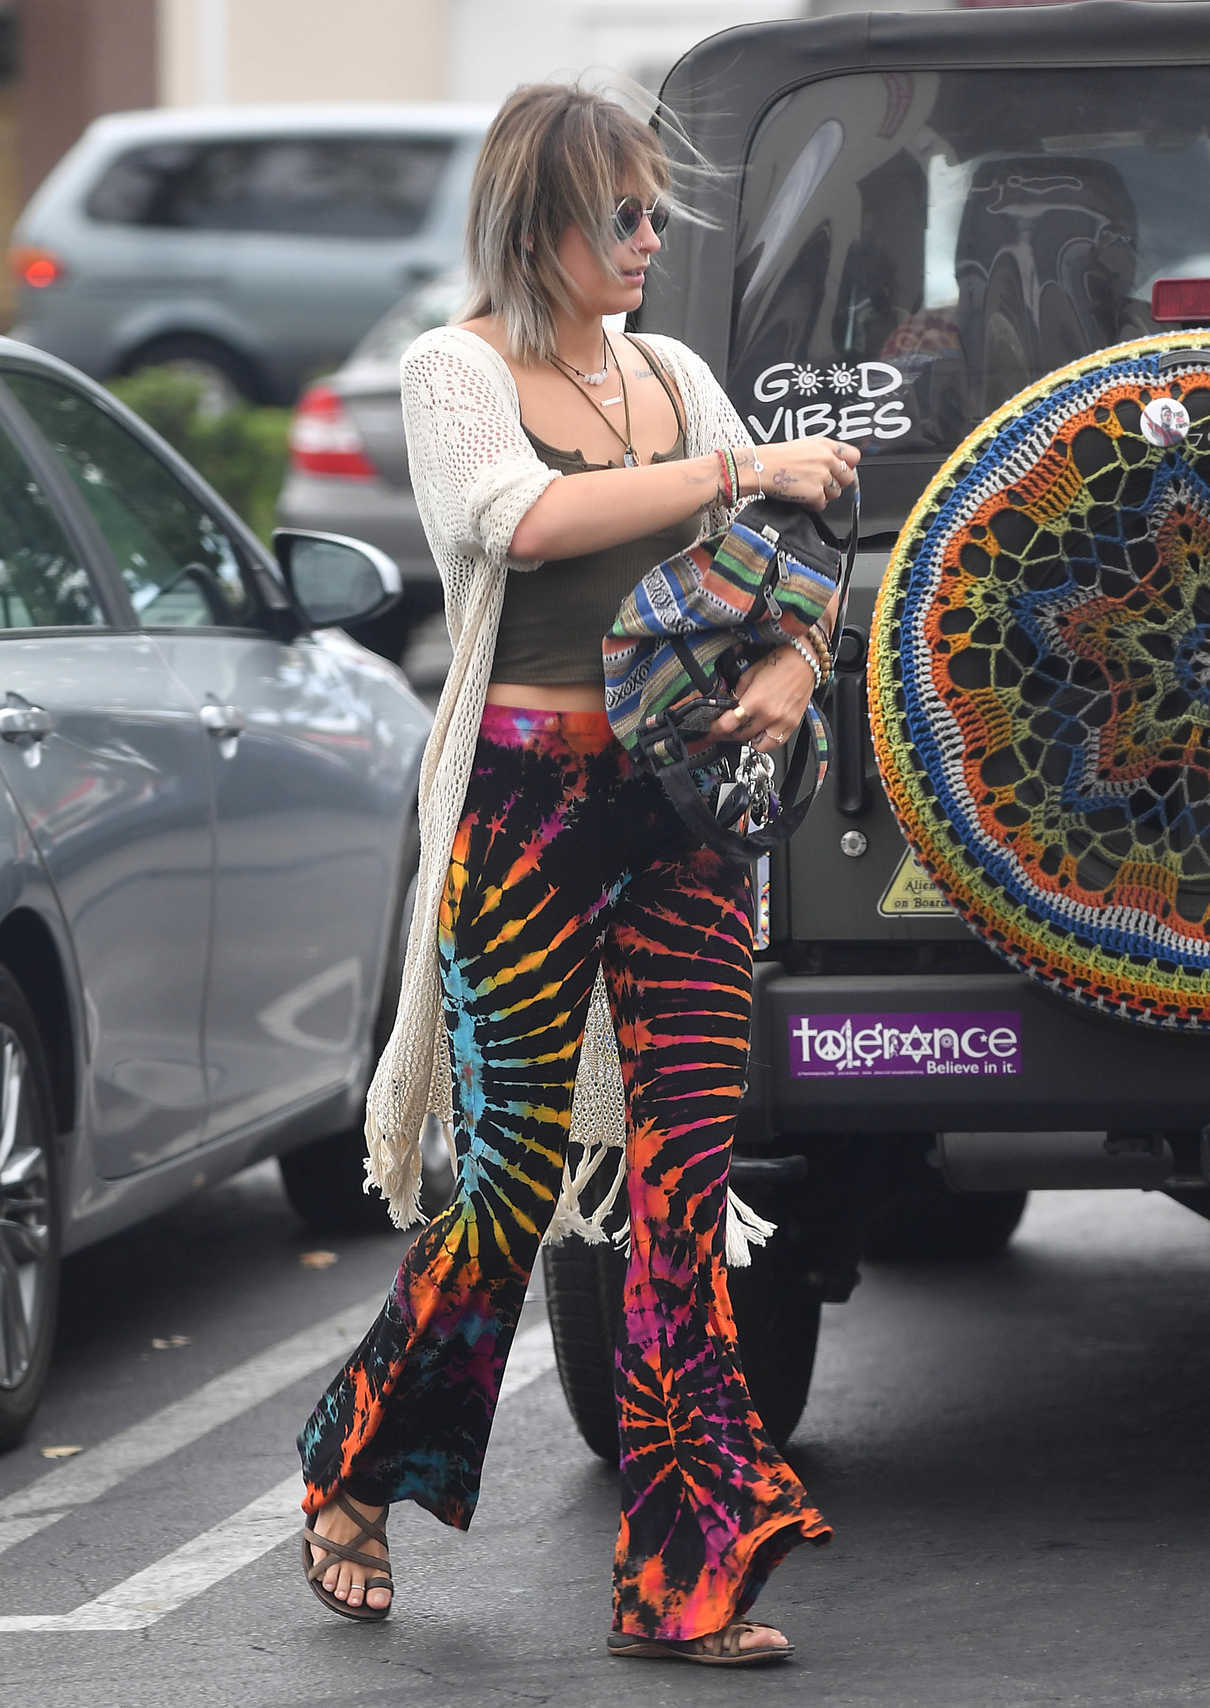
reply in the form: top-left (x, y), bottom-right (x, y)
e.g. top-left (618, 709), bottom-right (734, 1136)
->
top-left (1151, 278), bottom-right (1210, 324)
top-left (288, 383), bottom-right (377, 479)
top-left (8, 245), bottom-right (65, 288)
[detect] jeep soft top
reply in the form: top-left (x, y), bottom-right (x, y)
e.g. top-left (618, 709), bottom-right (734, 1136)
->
top-left (542, 2), bottom-right (1210, 1456)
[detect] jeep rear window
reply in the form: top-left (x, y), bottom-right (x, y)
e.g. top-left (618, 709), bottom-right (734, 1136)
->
top-left (86, 136), bottom-right (452, 239)
top-left (731, 66), bottom-right (1210, 468)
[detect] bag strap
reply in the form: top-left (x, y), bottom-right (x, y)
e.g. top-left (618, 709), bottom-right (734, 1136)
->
top-left (638, 704), bottom-right (829, 863)
top-left (833, 475), bottom-right (860, 633)
top-left (671, 635), bottom-right (723, 698)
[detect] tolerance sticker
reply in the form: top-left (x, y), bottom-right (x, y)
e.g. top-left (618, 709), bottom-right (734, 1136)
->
top-left (788, 1011), bottom-right (1022, 1079)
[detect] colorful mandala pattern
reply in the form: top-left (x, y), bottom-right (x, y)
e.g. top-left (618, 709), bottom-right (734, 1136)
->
top-left (869, 332), bottom-right (1210, 1029)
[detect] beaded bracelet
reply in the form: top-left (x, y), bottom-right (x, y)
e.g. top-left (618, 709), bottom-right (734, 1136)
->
top-left (798, 621), bottom-right (833, 686)
top-left (786, 627), bottom-right (833, 695)
top-left (784, 634), bottom-right (821, 690)
top-left (807, 621), bottom-right (835, 691)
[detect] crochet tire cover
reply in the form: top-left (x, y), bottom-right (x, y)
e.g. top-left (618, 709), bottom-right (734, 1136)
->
top-left (868, 331), bottom-right (1210, 1030)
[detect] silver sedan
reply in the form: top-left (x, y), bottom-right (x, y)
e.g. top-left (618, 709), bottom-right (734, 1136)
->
top-left (274, 277), bottom-right (463, 673)
top-left (0, 339), bottom-right (435, 1449)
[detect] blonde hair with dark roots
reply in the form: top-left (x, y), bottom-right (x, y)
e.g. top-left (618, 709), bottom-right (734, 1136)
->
top-left (460, 82), bottom-right (682, 365)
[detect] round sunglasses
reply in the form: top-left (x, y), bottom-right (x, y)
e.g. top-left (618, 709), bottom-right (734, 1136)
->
top-left (612, 194), bottom-right (671, 242)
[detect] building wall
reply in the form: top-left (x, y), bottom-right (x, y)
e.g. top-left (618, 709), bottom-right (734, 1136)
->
top-left (5, 0), bottom-right (155, 326)
top-left (158, 0), bottom-right (448, 105)
top-left (18, 0), bottom-right (157, 198)
top-left (447, 0), bottom-right (808, 104)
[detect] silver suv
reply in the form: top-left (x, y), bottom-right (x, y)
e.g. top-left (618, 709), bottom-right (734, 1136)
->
top-left (7, 103), bottom-right (491, 406)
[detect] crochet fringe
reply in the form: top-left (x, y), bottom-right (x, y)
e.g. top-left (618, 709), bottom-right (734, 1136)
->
top-left (601, 1172), bottom-right (776, 1268)
top-left (364, 1099), bottom-right (775, 1267)
top-left (364, 1096), bottom-right (425, 1233)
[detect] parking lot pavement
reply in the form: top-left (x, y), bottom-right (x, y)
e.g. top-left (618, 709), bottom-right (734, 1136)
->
top-left (1, 1172), bottom-right (1209, 1707)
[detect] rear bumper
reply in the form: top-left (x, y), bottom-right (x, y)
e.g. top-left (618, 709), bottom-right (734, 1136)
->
top-left (742, 964), bottom-right (1210, 1145)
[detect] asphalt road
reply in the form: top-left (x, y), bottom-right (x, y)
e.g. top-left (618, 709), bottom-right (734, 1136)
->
top-left (1, 1168), bottom-right (1208, 1708)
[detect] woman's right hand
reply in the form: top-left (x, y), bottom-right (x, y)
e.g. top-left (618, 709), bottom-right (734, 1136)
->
top-left (733, 436), bottom-right (860, 508)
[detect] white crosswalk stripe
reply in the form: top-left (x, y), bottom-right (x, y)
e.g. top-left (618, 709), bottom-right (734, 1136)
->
top-left (0, 1475), bottom-right (304, 1632)
top-left (0, 1303), bottom-right (556, 1632)
top-left (0, 1287), bottom-right (390, 1558)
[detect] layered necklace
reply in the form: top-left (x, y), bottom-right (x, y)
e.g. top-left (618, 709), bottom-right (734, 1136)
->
top-left (548, 331), bottom-right (638, 467)
top-left (557, 331), bottom-right (610, 385)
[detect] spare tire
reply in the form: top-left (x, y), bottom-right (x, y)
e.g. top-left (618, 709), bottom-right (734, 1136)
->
top-left (870, 333), bottom-right (1210, 1032)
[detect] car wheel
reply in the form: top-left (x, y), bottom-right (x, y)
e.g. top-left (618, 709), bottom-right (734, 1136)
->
top-left (121, 335), bottom-right (264, 414)
top-left (542, 1226), bottom-right (822, 1464)
top-left (0, 968), bottom-right (60, 1451)
top-left (865, 1178), bottom-right (1028, 1263)
top-left (729, 1241), bottom-right (822, 1447)
top-left (541, 1238), bottom-right (621, 1463)
top-left (279, 1113), bottom-right (454, 1235)
top-left (278, 1129), bottom-right (386, 1235)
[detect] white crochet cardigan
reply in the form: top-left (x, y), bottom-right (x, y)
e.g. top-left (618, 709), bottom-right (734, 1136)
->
top-left (364, 323), bottom-right (774, 1264)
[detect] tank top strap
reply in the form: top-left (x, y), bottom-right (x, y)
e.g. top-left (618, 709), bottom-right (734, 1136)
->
top-left (625, 335), bottom-right (686, 438)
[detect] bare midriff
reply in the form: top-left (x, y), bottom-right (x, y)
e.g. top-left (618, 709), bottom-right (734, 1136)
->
top-left (485, 681), bottom-right (605, 711)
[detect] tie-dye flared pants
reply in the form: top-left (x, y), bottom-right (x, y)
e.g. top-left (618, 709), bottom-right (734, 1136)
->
top-left (297, 705), bottom-right (830, 1639)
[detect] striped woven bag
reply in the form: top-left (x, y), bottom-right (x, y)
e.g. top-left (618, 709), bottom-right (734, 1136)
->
top-left (603, 488), bottom-right (858, 860)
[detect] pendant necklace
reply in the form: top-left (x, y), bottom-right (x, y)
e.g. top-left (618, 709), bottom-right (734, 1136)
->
top-left (549, 333), bottom-right (638, 466)
top-left (558, 331), bottom-right (609, 385)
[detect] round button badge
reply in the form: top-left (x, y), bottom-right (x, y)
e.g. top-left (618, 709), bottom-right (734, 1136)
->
top-left (1140, 395), bottom-right (1191, 447)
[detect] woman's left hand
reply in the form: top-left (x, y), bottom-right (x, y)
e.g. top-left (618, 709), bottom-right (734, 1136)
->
top-left (705, 646), bottom-right (817, 753)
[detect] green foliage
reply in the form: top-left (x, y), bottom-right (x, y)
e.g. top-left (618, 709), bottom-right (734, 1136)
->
top-left (108, 368), bottom-right (290, 543)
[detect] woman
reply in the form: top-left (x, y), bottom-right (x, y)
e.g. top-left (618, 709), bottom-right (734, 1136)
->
top-left (297, 81), bottom-right (859, 1666)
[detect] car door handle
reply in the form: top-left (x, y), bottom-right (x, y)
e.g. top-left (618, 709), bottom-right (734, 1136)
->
top-left (0, 704), bottom-right (53, 742)
top-left (199, 703), bottom-right (246, 740)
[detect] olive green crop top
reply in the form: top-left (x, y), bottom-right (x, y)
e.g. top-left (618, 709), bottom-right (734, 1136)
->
top-left (491, 344), bottom-right (704, 686)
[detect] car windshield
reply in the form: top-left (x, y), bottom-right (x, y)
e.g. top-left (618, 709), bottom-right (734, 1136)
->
top-left (730, 65), bottom-right (1210, 484)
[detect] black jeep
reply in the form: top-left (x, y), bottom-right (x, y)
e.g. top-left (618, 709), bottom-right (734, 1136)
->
top-left (543, 0), bottom-right (1210, 1456)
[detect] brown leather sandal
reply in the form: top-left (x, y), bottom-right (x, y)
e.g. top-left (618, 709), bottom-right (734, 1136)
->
top-left (607, 1621), bottom-right (794, 1665)
top-left (301, 1493), bottom-right (393, 1623)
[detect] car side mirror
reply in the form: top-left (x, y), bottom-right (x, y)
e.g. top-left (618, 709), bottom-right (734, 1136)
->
top-left (273, 529), bottom-right (403, 627)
